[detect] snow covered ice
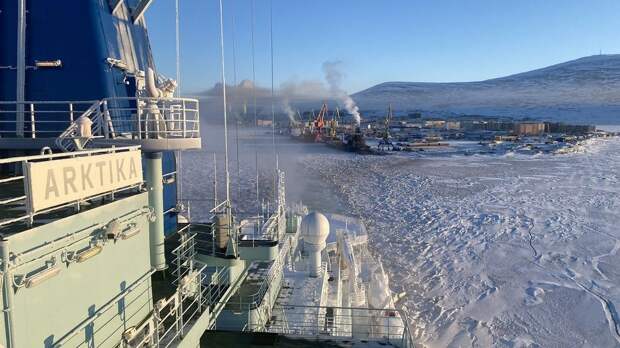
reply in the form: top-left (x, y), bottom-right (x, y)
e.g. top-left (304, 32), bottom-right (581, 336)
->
top-left (183, 126), bottom-right (620, 347)
top-left (300, 137), bottom-right (620, 347)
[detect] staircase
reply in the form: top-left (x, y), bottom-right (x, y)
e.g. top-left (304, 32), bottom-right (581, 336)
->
top-left (55, 100), bottom-right (111, 152)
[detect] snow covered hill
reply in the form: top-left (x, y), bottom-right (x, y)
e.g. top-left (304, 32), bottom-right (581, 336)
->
top-left (353, 55), bottom-right (620, 124)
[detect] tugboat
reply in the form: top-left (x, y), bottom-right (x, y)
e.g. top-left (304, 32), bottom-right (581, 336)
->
top-left (0, 1), bottom-right (413, 347)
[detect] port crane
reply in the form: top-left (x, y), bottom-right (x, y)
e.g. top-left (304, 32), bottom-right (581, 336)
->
top-left (312, 103), bottom-right (328, 141)
top-left (379, 104), bottom-right (394, 150)
top-left (329, 107), bottom-right (340, 138)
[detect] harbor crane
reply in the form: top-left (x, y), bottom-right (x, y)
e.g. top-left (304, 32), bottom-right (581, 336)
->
top-left (312, 103), bottom-right (328, 141)
top-left (379, 104), bottom-right (394, 151)
top-left (329, 107), bottom-right (340, 138)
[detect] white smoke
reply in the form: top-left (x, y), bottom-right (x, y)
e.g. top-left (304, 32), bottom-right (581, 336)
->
top-left (322, 61), bottom-right (361, 126)
top-left (282, 99), bottom-right (297, 124)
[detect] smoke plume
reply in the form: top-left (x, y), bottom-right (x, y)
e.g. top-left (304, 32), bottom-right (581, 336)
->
top-left (322, 61), bottom-right (361, 125)
top-left (282, 99), bottom-right (297, 124)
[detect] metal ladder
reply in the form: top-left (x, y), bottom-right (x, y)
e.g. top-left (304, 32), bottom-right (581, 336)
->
top-left (55, 100), bottom-right (113, 152)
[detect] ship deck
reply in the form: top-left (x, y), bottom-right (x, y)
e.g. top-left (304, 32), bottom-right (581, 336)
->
top-left (224, 260), bottom-right (274, 311)
top-left (200, 331), bottom-right (398, 348)
top-left (202, 330), bottom-right (403, 347)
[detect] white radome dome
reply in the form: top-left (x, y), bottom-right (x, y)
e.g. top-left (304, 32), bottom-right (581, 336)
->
top-left (300, 212), bottom-right (329, 246)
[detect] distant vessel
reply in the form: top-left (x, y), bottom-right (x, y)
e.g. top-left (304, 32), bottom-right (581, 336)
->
top-left (291, 103), bottom-right (376, 155)
top-left (0, 1), bottom-right (412, 347)
top-left (326, 127), bottom-right (375, 154)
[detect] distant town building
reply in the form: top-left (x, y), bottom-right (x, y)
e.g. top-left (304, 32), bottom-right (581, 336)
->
top-left (515, 122), bottom-right (545, 136)
top-left (445, 121), bottom-right (461, 130)
top-left (408, 112), bottom-right (422, 119)
top-left (257, 119), bottom-right (273, 127)
top-left (546, 122), bottom-right (595, 135)
top-left (494, 135), bottom-right (518, 142)
top-left (461, 120), bottom-right (513, 132)
top-left (425, 120), bottom-right (446, 128)
top-left (400, 122), bottom-right (423, 128)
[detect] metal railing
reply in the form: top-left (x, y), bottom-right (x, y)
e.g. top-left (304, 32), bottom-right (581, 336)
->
top-left (104, 97), bottom-right (200, 139)
top-left (204, 266), bottom-right (233, 325)
top-left (56, 230), bottom-right (240, 348)
top-left (51, 269), bottom-right (157, 348)
top-left (55, 100), bottom-right (108, 151)
top-left (257, 304), bottom-right (415, 348)
top-left (0, 100), bottom-right (96, 138)
top-left (171, 232), bottom-right (235, 323)
top-left (150, 263), bottom-right (209, 348)
top-left (238, 215), bottom-right (279, 242)
top-left (0, 146), bottom-right (143, 229)
top-left (53, 263), bottom-right (213, 348)
top-left (171, 231), bottom-right (197, 286)
top-left (231, 254), bottom-right (286, 312)
top-left (0, 97), bottom-right (200, 142)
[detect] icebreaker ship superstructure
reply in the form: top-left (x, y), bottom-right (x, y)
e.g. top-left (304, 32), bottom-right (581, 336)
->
top-left (0, 1), bottom-right (413, 347)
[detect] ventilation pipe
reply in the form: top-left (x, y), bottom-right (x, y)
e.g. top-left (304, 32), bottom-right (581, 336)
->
top-left (146, 68), bottom-right (176, 98)
top-left (16, 0), bottom-right (26, 137)
top-left (145, 68), bottom-right (162, 98)
top-left (145, 152), bottom-right (166, 270)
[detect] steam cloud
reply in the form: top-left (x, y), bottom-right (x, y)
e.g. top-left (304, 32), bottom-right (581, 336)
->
top-left (278, 79), bottom-right (329, 124)
top-left (282, 99), bottom-right (296, 124)
top-left (322, 61), bottom-right (361, 126)
top-left (200, 63), bottom-right (361, 126)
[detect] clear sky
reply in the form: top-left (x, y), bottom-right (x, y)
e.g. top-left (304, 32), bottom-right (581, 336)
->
top-left (146, 0), bottom-right (620, 94)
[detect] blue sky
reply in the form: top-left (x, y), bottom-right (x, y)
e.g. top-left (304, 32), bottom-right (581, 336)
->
top-left (146, 0), bottom-right (620, 94)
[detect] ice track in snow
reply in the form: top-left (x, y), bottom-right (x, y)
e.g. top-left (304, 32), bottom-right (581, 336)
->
top-left (302, 138), bottom-right (620, 348)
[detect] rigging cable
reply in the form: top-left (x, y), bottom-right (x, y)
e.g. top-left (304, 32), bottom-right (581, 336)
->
top-left (230, 1), bottom-right (242, 206)
top-left (269, 0), bottom-right (278, 204)
top-left (218, 0), bottom-right (231, 205)
top-left (251, 0), bottom-right (260, 214)
top-left (175, 0), bottom-right (181, 95)
top-left (175, 0), bottom-right (183, 205)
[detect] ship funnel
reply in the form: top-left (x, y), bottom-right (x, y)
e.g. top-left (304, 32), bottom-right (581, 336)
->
top-left (300, 212), bottom-right (329, 277)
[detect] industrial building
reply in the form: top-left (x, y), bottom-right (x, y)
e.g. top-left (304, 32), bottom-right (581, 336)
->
top-left (515, 122), bottom-right (546, 136)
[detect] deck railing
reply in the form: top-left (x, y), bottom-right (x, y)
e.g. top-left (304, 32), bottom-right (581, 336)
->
top-left (51, 262), bottom-right (215, 348)
top-left (257, 304), bottom-right (415, 348)
top-left (55, 227), bottom-right (243, 348)
top-left (103, 97), bottom-right (200, 139)
top-left (171, 231), bottom-right (237, 323)
top-left (235, 234), bottom-right (291, 311)
top-left (0, 100), bottom-right (96, 138)
top-left (0, 97), bottom-right (200, 142)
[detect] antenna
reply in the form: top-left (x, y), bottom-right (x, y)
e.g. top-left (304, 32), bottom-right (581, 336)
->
top-left (175, 0), bottom-right (181, 96)
top-left (213, 152), bottom-right (218, 208)
top-left (230, 2), bottom-right (242, 205)
top-left (251, 0), bottom-right (260, 214)
top-left (218, 0), bottom-right (237, 258)
top-left (217, 0), bottom-right (231, 206)
top-left (270, 0), bottom-right (279, 202)
top-left (175, 0), bottom-right (183, 205)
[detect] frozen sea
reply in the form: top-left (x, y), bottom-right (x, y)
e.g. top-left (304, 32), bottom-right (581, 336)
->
top-left (183, 126), bottom-right (620, 347)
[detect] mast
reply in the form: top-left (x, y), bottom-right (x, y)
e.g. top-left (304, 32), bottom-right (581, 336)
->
top-left (218, 0), bottom-right (231, 207)
top-left (16, 0), bottom-right (26, 137)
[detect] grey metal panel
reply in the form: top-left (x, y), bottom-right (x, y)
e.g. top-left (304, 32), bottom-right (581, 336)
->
top-left (0, 137), bottom-right (201, 151)
top-left (0, 138), bottom-right (57, 150)
top-left (93, 138), bottom-right (202, 151)
top-left (3, 192), bottom-right (153, 347)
